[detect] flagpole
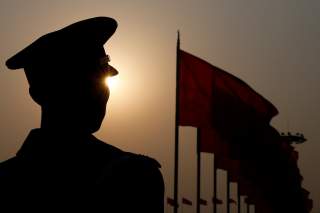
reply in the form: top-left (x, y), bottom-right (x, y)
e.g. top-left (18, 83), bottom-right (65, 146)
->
top-left (174, 31), bottom-right (181, 213)
top-left (181, 202), bottom-right (183, 213)
top-left (196, 128), bottom-right (201, 213)
top-left (213, 156), bottom-right (217, 213)
top-left (237, 183), bottom-right (241, 213)
top-left (227, 172), bottom-right (230, 213)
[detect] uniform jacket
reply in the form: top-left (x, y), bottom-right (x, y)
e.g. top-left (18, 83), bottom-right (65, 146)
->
top-left (0, 129), bottom-right (164, 212)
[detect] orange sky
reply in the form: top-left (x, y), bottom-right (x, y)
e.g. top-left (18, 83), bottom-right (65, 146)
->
top-left (1, 1), bottom-right (319, 212)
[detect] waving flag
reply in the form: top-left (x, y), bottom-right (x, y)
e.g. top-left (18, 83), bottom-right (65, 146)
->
top-left (182, 198), bottom-right (193, 206)
top-left (199, 198), bottom-right (208, 205)
top-left (178, 49), bottom-right (278, 130)
top-left (167, 197), bottom-right (178, 207)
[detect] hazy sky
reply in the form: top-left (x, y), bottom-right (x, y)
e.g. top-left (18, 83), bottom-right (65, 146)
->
top-left (0, 0), bottom-right (319, 212)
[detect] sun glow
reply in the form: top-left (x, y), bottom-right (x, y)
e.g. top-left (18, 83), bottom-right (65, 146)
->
top-left (105, 76), bottom-right (118, 90)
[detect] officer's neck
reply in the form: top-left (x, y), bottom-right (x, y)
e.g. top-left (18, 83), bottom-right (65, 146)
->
top-left (40, 108), bottom-right (93, 136)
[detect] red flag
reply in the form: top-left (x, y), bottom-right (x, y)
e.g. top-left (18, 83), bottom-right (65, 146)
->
top-left (301, 189), bottom-right (313, 212)
top-left (291, 150), bottom-right (299, 161)
top-left (199, 127), bottom-right (241, 182)
top-left (178, 49), bottom-right (278, 129)
top-left (212, 197), bottom-right (223, 204)
top-left (305, 199), bottom-right (313, 212)
top-left (228, 198), bottom-right (237, 204)
top-left (238, 180), bottom-right (255, 197)
top-left (178, 50), bottom-right (214, 127)
top-left (182, 198), bottom-right (192, 205)
top-left (199, 198), bottom-right (207, 205)
top-left (167, 197), bottom-right (178, 207)
top-left (199, 127), bottom-right (229, 155)
top-left (215, 156), bottom-right (241, 182)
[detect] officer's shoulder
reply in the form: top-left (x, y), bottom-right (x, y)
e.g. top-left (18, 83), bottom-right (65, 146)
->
top-left (119, 152), bottom-right (161, 170)
top-left (90, 137), bottom-right (162, 177)
top-left (108, 152), bottom-right (163, 187)
top-left (90, 136), bottom-right (161, 169)
top-left (118, 153), bottom-right (162, 186)
top-left (89, 136), bottom-right (124, 158)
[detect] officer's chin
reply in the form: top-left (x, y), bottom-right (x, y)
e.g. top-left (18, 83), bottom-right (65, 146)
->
top-left (77, 121), bottom-right (100, 134)
top-left (87, 114), bottom-right (105, 134)
top-left (88, 125), bottom-right (101, 134)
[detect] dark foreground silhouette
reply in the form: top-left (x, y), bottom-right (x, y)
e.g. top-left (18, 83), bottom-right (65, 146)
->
top-left (0, 17), bottom-right (164, 212)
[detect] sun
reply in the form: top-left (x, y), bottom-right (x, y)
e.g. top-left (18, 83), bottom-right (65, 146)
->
top-left (105, 76), bottom-right (118, 90)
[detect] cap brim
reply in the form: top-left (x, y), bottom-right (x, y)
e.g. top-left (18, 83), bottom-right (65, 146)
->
top-left (5, 17), bottom-right (118, 70)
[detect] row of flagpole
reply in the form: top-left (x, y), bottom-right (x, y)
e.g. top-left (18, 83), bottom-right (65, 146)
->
top-left (172, 31), bottom-right (312, 213)
top-left (174, 32), bottom-right (248, 213)
top-left (174, 32), bottom-right (252, 213)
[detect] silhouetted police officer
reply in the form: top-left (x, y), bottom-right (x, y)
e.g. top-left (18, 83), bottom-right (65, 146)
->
top-left (0, 17), bottom-right (164, 212)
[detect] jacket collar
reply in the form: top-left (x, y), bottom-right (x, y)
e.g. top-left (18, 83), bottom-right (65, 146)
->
top-left (16, 128), bottom-right (95, 158)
